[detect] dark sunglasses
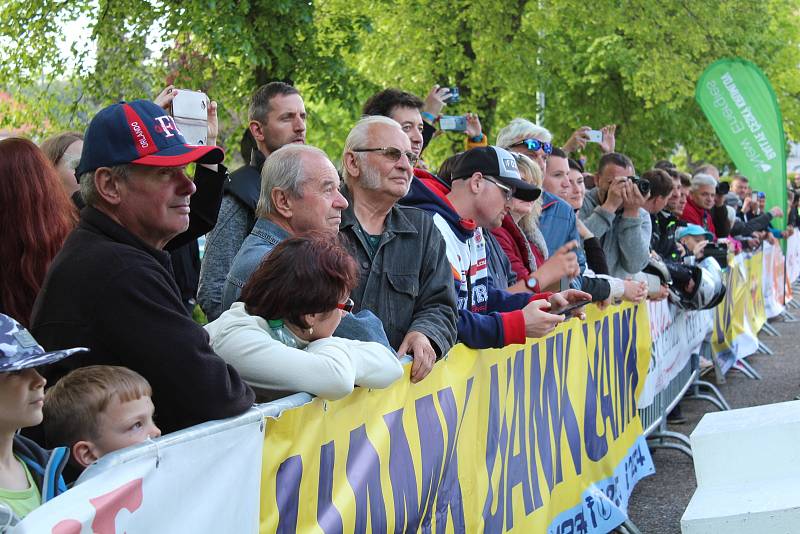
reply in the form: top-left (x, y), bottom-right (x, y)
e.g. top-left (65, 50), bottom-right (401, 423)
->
top-left (514, 138), bottom-right (553, 155)
top-left (336, 298), bottom-right (355, 313)
top-left (353, 147), bottom-right (419, 166)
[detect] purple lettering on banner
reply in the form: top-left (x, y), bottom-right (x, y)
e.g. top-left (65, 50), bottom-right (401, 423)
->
top-left (622, 307), bottom-right (640, 427)
top-left (317, 441), bottom-right (343, 534)
top-left (544, 333), bottom-right (582, 486)
top-left (275, 455), bottom-right (303, 533)
top-left (383, 407), bottom-right (420, 532)
top-left (505, 348), bottom-right (534, 529)
top-left (601, 314), bottom-right (620, 441)
top-left (482, 360), bottom-right (511, 532)
top-left (435, 379), bottom-right (472, 533)
top-left (527, 343), bottom-right (549, 502)
top-left (416, 395), bottom-right (445, 532)
top-left (615, 310), bottom-right (630, 435)
top-left (584, 320), bottom-right (609, 461)
top-left (346, 424), bottom-right (387, 534)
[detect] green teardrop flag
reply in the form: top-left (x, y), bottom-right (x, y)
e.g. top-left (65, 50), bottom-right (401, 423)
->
top-left (696, 58), bottom-right (787, 230)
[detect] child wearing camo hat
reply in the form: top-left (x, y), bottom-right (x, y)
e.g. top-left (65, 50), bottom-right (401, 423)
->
top-left (0, 313), bottom-right (86, 528)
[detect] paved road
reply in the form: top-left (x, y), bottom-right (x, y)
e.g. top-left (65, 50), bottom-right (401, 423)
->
top-left (627, 305), bottom-right (800, 534)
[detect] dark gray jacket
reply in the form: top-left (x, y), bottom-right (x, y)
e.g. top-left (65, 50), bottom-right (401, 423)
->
top-left (339, 188), bottom-right (458, 357)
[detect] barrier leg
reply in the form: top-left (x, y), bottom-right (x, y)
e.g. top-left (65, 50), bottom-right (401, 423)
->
top-left (685, 380), bottom-right (732, 411)
top-left (780, 310), bottom-right (798, 322)
top-left (787, 299), bottom-right (800, 310)
top-left (614, 519), bottom-right (644, 534)
top-left (757, 341), bottom-right (774, 355)
top-left (647, 427), bottom-right (693, 458)
top-left (761, 322), bottom-right (781, 336)
top-left (731, 358), bottom-right (762, 379)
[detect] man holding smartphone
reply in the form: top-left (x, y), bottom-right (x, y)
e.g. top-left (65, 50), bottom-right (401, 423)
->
top-left (199, 82), bottom-right (307, 320)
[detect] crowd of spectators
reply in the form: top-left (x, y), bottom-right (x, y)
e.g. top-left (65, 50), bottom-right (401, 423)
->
top-left (0, 79), bottom-right (796, 522)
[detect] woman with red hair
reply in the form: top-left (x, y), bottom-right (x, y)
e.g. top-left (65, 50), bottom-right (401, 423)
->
top-left (0, 138), bottom-right (77, 326)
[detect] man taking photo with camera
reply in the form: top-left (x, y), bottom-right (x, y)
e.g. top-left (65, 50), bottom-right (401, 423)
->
top-left (579, 152), bottom-right (652, 279)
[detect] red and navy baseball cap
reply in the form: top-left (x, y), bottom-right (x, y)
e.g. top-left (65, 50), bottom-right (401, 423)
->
top-left (76, 99), bottom-right (224, 176)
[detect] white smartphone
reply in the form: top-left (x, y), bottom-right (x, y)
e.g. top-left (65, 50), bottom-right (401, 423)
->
top-left (586, 129), bottom-right (603, 143)
top-left (439, 115), bottom-right (468, 132)
top-left (170, 89), bottom-right (208, 146)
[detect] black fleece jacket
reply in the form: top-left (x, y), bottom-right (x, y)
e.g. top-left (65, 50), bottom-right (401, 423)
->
top-left (31, 207), bottom-right (254, 435)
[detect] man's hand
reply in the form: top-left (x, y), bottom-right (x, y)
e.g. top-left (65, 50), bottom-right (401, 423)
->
top-left (465, 113), bottom-right (483, 139)
top-left (422, 85), bottom-right (451, 118)
top-left (521, 299), bottom-right (565, 338)
top-left (623, 279), bottom-right (648, 303)
top-left (742, 196), bottom-right (753, 213)
top-left (650, 285), bottom-right (670, 301)
top-left (622, 179), bottom-right (648, 216)
top-left (769, 206), bottom-right (784, 218)
top-left (533, 241), bottom-right (580, 289)
top-left (601, 177), bottom-right (627, 213)
top-left (549, 289), bottom-right (592, 319)
top-left (599, 124), bottom-right (616, 154)
top-left (154, 85), bottom-right (176, 110)
top-left (398, 331), bottom-right (436, 383)
top-left (206, 100), bottom-right (219, 147)
top-left (563, 126), bottom-right (590, 154)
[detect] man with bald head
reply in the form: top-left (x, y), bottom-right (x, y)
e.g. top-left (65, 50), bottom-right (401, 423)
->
top-left (339, 116), bottom-right (458, 383)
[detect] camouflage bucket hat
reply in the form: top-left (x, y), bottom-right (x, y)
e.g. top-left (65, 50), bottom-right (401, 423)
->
top-left (0, 314), bottom-right (87, 371)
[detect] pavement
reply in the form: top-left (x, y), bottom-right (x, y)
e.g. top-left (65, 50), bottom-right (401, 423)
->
top-left (626, 303), bottom-right (800, 534)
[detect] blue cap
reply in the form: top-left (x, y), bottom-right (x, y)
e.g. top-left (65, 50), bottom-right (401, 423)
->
top-left (0, 314), bottom-right (87, 372)
top-left (676, 224), bottom-right (713, 241)
top-left (76, 99), bottom-right (224, 176)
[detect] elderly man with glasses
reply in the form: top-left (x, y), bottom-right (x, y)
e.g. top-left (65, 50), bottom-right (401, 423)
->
top-left (402, 145), bottom-right (591, 349)
top-left (339, 116), bottom-right (458, 383)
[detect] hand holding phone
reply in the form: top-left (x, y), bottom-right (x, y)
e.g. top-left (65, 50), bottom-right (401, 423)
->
top-left (586, 129), bottom-right (603, 143)
top-left (170, 89), bottom-right (209, 146)
top-left (439, 115), bottom-right (467, 132)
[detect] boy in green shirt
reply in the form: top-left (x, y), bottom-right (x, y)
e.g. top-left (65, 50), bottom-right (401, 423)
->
top-left (0, 313), bottom-right (85, 526)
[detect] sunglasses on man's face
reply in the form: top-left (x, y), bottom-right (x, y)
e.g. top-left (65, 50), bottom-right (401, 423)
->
top-left (514, 138), bottom-right (553, 155)
top-left (352, 147), bottom-right (419, 166)
top-left (336, 298), bottom-right (355, 313)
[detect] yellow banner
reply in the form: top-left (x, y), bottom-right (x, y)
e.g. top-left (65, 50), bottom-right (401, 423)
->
top-left (260, 303), bottom-right (653, 533)
top-left (712, 252), bottom-right (766, 372)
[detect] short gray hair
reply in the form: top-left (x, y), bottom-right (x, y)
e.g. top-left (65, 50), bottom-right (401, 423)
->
top-left (691, 172), bottom-right (717, 191)
top-left (79, 164), bottom-right (131, 207)
top-left (255, 144), bottom-right (330, 218)
top-left (496, 118), bottom-right (552, 148)
top-left (341, 116), bottom-right (403, 185)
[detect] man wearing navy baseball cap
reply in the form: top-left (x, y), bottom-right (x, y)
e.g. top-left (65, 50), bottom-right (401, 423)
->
top-left (402, 145), bottom-right (590, 350)
top-left (31, 99), bottom-right (255, 435)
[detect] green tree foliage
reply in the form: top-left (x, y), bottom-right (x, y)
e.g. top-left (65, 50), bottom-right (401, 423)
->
top-left (1, 0), bottom-right (799, 173)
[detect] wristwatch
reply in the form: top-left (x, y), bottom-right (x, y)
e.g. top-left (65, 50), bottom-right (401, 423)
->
top-left (525, 274), bottom-right (538, 290)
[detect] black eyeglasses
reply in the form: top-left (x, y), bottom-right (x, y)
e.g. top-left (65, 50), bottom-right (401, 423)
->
top-left (483, 175), bottom-right (514, 202)
top-left (514, 138), bottom-right (553, 155)
top-left (336, 298), bottom-right (355, 313)
top-left (352, 147), bottom-right (419, 166)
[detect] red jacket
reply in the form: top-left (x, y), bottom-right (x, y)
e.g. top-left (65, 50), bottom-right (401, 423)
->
top-left (491, 214), bottom-right (546, 290)
top-left (680, 196), bottom-right (716, 238)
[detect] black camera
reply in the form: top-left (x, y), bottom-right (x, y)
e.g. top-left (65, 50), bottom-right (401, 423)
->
top-left (628, 175), bottom-right (651, 196)
top-left (716, 181), bottom-right (730, 195)
top-left (443, 86), bottom-right (460, 104)
top-left (703, 242), bottom-right (728, 269)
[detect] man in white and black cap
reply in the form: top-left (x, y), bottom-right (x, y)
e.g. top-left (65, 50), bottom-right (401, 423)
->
top-left (402, 146), bottom-right (590, 349)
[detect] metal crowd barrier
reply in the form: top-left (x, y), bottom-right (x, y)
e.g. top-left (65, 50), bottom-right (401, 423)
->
top-left (639, 341), bottom-right (731, 459)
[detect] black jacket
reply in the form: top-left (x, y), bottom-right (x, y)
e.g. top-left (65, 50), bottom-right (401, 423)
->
top-left (31, 207), bottom-right (254, 435)
top-left (650, 210), bottom-right (684, 261)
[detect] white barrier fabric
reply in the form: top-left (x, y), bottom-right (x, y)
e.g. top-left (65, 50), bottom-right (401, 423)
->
top-left (13, 416), bottom-right (264, 533)
top-left (639, 301), bottom-right (713, 408)
top-left (763, 242), bottom-right (787, 318)
top-left (786, 230), bottom-right (800, 283)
